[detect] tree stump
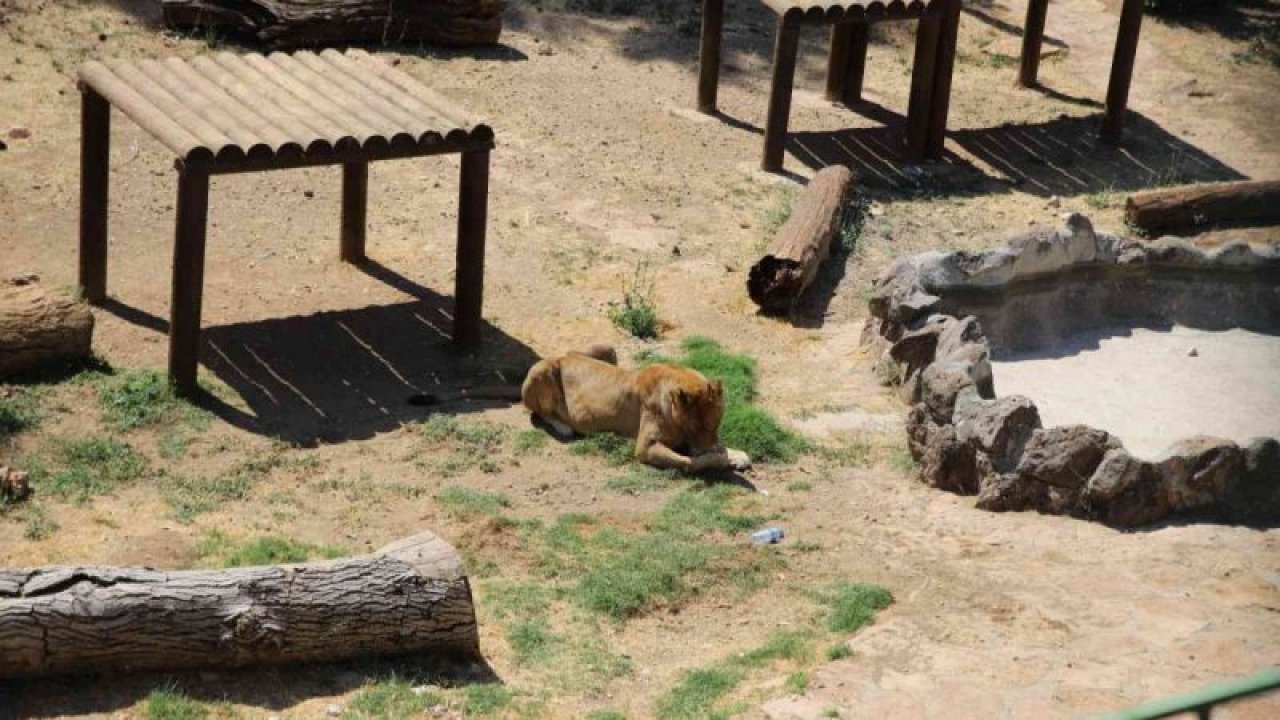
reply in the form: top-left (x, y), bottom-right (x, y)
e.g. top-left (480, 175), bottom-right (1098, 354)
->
top-left (0, 276), bottom-right (94, 379)
top-left (161, 0), bottom-right (506, 48)
top-left (748, 165), bottom-right (856, 314)
top-left (0, 531), bottom-right (479, 679)
top-left (1125, 179), bottom-right (1280, 234)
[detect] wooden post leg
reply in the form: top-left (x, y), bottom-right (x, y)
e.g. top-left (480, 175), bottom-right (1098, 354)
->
top-left (697, 0), bottom-right (725, 114)
top-left (1101, 0), bottom-right (1144, 144)
top-left (169, 167), bottom-right (210, 397)
top-left (904, 15), bottom-right (940, 161)
top-left (825, 24), bottom-right (852, 103)
top-left (79, 87), bottom-right (110, 304)
top-left (340, 161), bottom-right (368, 263)
top-left (453, 148), bottom-right (489, 352)
top-left (926, 0), bottom-right (962, 159)
top-left (843, 24), bottom-right (869, 105)
top-left (762, 18), bottom-right (801, 173)
top-left (1018, 0), bottom-right (1050, 88)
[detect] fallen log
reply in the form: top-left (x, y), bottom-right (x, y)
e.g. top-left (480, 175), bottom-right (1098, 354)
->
top-left (0, 276), bottom-right (94, 379)
top-left (162, 0), bottom-right (505, 48)
top-left (748, 165), bottom-right (856, 314)
top-left (0, 531), bottom-right (478, 679)
top-left (1125, 179), bottom-right (1280, 234)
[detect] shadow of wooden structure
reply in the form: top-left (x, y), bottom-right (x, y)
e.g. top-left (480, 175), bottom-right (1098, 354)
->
top-left (784, 110), bottom-right (1248, 197)
top-left (77, 49), bottom-right (494, 396)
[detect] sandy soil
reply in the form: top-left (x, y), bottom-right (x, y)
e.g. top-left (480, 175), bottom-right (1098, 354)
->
top-left (993, 325), bottom-right (1280, 459)
top-left (2, 0), bottom-right (1278, 718)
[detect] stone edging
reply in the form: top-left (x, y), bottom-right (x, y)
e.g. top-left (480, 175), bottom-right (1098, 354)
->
top-left (864, 213), bottom-right (1279, 528)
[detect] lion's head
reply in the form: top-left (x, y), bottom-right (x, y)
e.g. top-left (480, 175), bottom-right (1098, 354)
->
top-left (670, 377), bottom-right (726, 455)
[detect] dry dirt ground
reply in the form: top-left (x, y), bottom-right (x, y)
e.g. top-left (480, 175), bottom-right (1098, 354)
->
top-left (2, 0), bottom-right (1279, 718)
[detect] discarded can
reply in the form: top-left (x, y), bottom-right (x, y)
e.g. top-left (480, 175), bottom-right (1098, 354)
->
top-left (750, 527), bottom-right (785, 545)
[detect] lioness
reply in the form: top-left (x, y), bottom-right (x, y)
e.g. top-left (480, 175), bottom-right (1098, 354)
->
top-left (521, 347), bottom-right (751, 474)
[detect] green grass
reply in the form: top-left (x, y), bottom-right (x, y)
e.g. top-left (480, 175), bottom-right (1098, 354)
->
top-left (507, 617), bottom-right (558, 664)
top-left (143, 688), bottom-right (208, 720)
top-left (639, 337), bottom-right (807, 463)
top-left (825, 643), bottom-right (854, 661)
top-left (463, 684), bottom-right (513, 715)
top-left (761, 188), bottom-right (796, 236)
top-left (732, 629), bottom-right (812, 668)
top-left (607, 262), bottom-right (660, 339)
top-left (569, 432), bottom-right (634, 466)
top-left (416, 415), bottom-right (507, 475)
top-left (587, 712), bottom-right (628, 720)
top-left (815, 582), bottom-right (893, 633)
top-left (0, 387), bottom-right (42, 438)
top-left (819, 435), bottom-right (875, 468)
top-left (784, 670), bottom-right (810, 694)
top-left (786, 480), bottom-right (813, 492)
top-left (97, 369), bottom-right (208, 432)
top-left (604, 467), bottom-right (677, 495)
top-left (656, 667), bottom-right (742, 720)
top-left (28, 436), bottom-right (148, 502)
top-left (195, 530), bottom-right (348, 568)
top-left (347, 680), bottom-right (441, 720)
top-left (163, 473), bottom-right (254, 522)
top-left (436, 485), bottom-right (511, 517)
top-left (513, 429), bottom-right (548, 455)
top-left (21, 504), bottom-right (59, 540)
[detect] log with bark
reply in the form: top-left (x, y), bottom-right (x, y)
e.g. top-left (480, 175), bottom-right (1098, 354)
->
top-left (748, 165), bottom-right (856, 314)
top-left (1125, 179), bottom-right (1280, 234)
top-left (0, 275), bottom-right (94, 379)
top-left (0, 531), bottom-right (478, 679)
top-left (162, 0), bottom-right (506, 48)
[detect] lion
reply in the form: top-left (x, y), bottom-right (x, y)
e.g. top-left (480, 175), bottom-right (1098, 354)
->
top-left (521, 346), bottom-right (751, 474)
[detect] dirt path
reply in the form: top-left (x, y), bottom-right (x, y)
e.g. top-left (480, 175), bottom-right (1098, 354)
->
top-left (1, 0), bottom-right (1278, 717)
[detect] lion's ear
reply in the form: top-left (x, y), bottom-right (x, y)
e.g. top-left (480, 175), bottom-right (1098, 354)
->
top-left (711, 380), bottom-right (724, 398)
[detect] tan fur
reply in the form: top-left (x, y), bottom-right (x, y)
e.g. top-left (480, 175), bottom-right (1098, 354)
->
top-left (521, 347), bottom-right (750, 473)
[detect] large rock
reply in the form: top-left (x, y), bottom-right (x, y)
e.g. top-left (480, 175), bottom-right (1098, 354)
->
top-left (917, 423), bottom-right (980, 495)
top-left (1157, 436), bottom-right (1245, 512)
top-left (976, 471), bottom-right (1046, 512)
top-left (1221, 437), bottom-right (1280, 525)
top-left (955, 395), bottom-right (1041, 473)
top-left (1082, 449), bottom-right (1169, 528)
top-left (1016, 426), bottom-right (1121, 490)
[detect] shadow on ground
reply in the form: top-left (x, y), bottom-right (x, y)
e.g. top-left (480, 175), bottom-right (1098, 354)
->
top-left (5, 653), bottom-right (498, 718)
top-left (781, 108), bottom-right (1248, 196)
top-left (102, 262), bottom-right (539, 446)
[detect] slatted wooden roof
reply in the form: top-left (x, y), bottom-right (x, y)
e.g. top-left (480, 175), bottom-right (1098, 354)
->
top-left (78, 49), bottom-right (493, 173)
top-left (762, 0), bottom-right (943, 23)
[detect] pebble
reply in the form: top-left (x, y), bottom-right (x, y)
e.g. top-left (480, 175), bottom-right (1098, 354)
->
top-left (326, 704), bottom-right (342, 717)
top-left (8, 126), bottom-right (30, 139)
top-left (303, 190), bottom-right (314, 198)
top-left (1047, 195), bottom-right (1061, 208)
top-left (428, 706), bottom-right (447, 718)
top-left (1187, 347), bottom-right (1199, 357)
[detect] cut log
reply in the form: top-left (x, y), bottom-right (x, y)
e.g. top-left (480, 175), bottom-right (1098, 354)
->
top-left (1125, 179), bottom-right (1280, 234)
top-left (748, 165), bottom-right (856, 313)
top-left (0, 276), bottom-right (94, 379)
top-left (0, 531), bottom-right (478, 679)
top-left (162, 0), bottom-right (505, 48)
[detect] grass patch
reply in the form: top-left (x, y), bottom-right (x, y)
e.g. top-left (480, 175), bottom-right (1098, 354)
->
top-left (143, 688), bottom-right (208, 720)
top-left (416, 415), bottom-right (507, 475)
top-left (97, 369), bottom-right (208, 432)
top-left (163, 473), bottom-right (253, 522)
top-left (195, 530), bottom-right (348, 568)
top-left (819, 435), bottom-right (875, 468)
top-left (815, 582), bottom-right (893, 633)
top-left (784, 670), bottom-right (810, 694)
top-left (826, 643), bottom-right (854, 661)
top-left (436, 485), bottom-right (511, 518)
top-left (587, 712), bottom-right (628, 720)
top-left (28, 436), bottom-right (148, 502)
top-left (348, 679), bottom-right (441, 720)
top-left (569, 432), bottom-right (634, 466)
top-left (513, 429), bottom-right (548, 455)
top-left (604, 467), bottom-right (677, 495)
top-left (0, 387), bottom-right (42, 438)
top-left (761, 188), bottom-right (796, 236)
top-left (21, 504), bottom-right (59, 540)
top-left (656, 667), bottom-right (742, 720)
top-left (639, 337), bottom-right (807, 463)
top-left (507, 617), bottom-right (557, 664)
top-left (463, 683), bottom-right (513, 715)
top-left (607, 262), bottom-right (660, 339)
top-left (733, 629), bottom-right (812, 668)
top-left (786, 480), bottom-right (812, 492)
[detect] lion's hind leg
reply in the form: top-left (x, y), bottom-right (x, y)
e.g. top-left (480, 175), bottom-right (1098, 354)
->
top-left (521, 359), bottom-right (577, 440)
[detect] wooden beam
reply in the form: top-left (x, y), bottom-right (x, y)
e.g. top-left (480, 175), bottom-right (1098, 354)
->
top-left (1018, 0), bottom-right (1050, 88)
top-left (340, 161), bottom-right (368, 263)
top-left (168, 167), bottom-right (210, 397)
top-left (904, 15), bottom-right (940, 161)
top-left (1101, 0), bottom-right (1145, 144)
top-left (926, 0), bottom-right (962, 158)
top-left (453, 148), bottom-right (489, 351)
top-left (698, 0), bottom-right (725, 114)
top-left (763, 17), bottom-right (802, 173)
top-left (79, 87), bottom-right (110, 304)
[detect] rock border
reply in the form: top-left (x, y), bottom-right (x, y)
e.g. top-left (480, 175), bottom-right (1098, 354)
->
top-left (865, 214), bottom-right (1279, 528)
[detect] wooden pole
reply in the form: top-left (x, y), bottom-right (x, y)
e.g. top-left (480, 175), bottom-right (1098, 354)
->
top-left (697, 0), bottom-right (724, 114)
top-left (762, 17), bottom-right (801, 173)
top-left (168, 166), bottom-right (210, 397)
top-left (1101, 0), bottom-right (1144, 144)
top-left (454, 148), bottom-right (488, 351)
top-left (0, 531), bottom-right (479, 679)
top-left (340, 160), bottom-right (368, 262)
top-left (844, 24), bottom-right (869, 105)
top-left (904, 15), bottom-right (940, 161)
top-left (825, 24), bottom-right (852, 103)
top-left (79, 87), bottom-right (110, 304)
top-left (926, 0), bottom-right (962, 159)
top-left (1018, 0), bottom-right (1050, 88)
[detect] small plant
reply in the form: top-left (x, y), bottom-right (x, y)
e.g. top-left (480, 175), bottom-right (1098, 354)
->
top-left (607, 263), bottom-right (660, 339)
top-left (513, 429), bottom-right (548, 455)
top-left (416, 415), bottom-right (507, 475)
top-left (464, 683), bottom-right (513, 715)
top-left (507, 617), bottom-right (557, 664)
top-left (836, 193), bottom-right (871, 254)
top-left (163, 473), bottom-right (254, 522)
top-left (656, 667), bottom-right (742, 720)
top-left (569, 432), bottom-right (634, 466)
top-left (143, 687), bottom-right (208, 720)
top-left (761, 188), bottom-right (797, 236)
top-left (0, 387), bottom-right (42, 438)
top-left (826, 643), bottom-right (854, 661)
top-left (784, 670), bottom-right (810, 694)
top-left (22, 505), bottom-right (59, 540)
top-left (436, 485), bottom-right (511, 517)
top-left (97, 369), bottom-right (208, 432)
top-left (604, 467), bottom-right (677, 494)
